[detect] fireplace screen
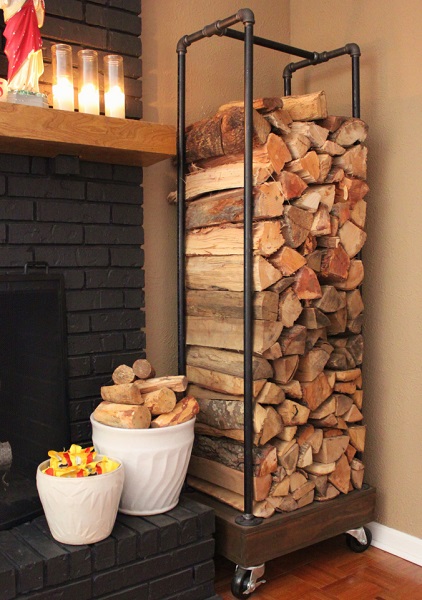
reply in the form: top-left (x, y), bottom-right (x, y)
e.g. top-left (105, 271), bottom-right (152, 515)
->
top-left (0, 272), bottom-right (70, 529)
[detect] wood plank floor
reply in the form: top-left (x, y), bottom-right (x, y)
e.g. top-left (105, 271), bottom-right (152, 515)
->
top-left (214, 534), bottom-right (422, 599)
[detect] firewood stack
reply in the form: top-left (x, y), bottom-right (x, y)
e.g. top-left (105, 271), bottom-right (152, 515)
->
top-left (93, 359), bottom-right (199, 428)
top-left (172, 90), bottom-right (369, 518)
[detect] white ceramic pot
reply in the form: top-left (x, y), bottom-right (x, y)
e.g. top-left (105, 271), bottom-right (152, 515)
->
top-left (90, 416), bottom-right (195, 516)
top-left (36, 456), bottom-right (124, 545)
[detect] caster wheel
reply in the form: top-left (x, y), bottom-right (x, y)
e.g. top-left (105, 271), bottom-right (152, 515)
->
top-left (346, 526), bottom-right (372, 553)
top-left (231, 567), bottom-right (250, 598)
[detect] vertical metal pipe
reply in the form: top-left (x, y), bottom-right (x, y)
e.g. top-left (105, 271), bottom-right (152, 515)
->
top-left (283, 74), bottom-right (292, 96)
top-left (243, 20), bottom-right (254, 519)
top-left (177, 50), bottom-right (187, 376)
top-left (352, 55), bottom-right (360, 118)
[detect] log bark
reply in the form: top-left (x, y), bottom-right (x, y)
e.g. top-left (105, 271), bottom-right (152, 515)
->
top-left (186, 365), bottom-right (266, 397)
top-left (187, 345), bottom-right (273, 380)
top-left (92, 401), bottom-right (151, 429)
top-left (184, 163), bottom-right (271, 201)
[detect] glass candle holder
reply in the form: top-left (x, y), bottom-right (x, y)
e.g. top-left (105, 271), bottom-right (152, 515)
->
top-left (104, 55), bottom-right (125, 119)
top-left (77, 49), bottom-right (99, 115)
top-left (52, 44), bottom-right (74, 111)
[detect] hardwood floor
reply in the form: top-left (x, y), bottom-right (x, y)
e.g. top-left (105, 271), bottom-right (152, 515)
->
top-left (214, 534), bottom-right (422, 599)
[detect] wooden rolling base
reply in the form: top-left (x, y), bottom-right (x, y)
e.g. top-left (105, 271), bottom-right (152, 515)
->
top-left (187, 484), bottom-right (376, 566)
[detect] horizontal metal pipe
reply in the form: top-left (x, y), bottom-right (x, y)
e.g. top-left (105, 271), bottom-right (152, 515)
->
top-left (283, 43), bottom-right (361, 77)
top-left (224, 28), bottom-right (315, 59)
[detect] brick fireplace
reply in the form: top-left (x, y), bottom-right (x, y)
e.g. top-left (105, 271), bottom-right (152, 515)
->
top-left (0, 4), bottom-right (218, 599)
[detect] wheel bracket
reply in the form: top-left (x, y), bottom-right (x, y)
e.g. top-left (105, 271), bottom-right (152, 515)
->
top-left (237, 563), bottom-right (266, 595)
top-left (346, 526), bottom-right (368, 545)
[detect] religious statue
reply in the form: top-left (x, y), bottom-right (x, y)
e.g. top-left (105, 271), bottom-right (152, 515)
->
top-left (0, 0), bottom-right (45, 93)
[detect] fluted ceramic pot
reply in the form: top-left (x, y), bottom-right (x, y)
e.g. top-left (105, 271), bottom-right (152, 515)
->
top-left (36, 456), bottom-right (124, 545)
top-left (90, 415), bottom-right (195, 515)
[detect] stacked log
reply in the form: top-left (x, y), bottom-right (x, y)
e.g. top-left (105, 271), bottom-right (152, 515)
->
top-left (93, 359), bottom-right (199, 428)
top-left (174, 90), bottom-right (369, 518)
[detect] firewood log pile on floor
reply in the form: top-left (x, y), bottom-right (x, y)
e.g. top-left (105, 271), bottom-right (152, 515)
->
top-left (93, 359), bottom-right (199, 428)
top-left (171, 91), bottom-right (369, 518)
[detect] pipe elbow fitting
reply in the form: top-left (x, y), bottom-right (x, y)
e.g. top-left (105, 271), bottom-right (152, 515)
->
top-left (345, 42), bottom-right (361, 57)
top-left (237, 8), bottom-right (255, 24)
top-left (176, 35), bottom-right (190, 54)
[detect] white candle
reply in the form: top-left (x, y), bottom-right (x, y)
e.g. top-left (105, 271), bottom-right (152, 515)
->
top-left (78, 83), bottom-right (100, 115)
top-left (105, 85), bottom-right (125, 119)
top-left (52, 77), bottom-right (74, 111)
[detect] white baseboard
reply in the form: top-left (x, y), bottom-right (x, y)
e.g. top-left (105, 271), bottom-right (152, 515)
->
top-left (368, 521), bottom-right (422, 566)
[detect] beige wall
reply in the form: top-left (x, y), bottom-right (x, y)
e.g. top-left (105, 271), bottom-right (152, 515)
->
top-left (290, 0), bottom-right (422, 540)
top-left (142, 1), bottom-right (422, 538)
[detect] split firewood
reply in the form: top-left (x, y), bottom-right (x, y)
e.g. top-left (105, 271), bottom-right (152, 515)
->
top-left (290, 121), bottom-right (329, 147)
top-left (316, 140), bottom-right (346, 157)
top-left (334, 380), bottom-right (357, 394)
top-left (348, 314), bottom-right (363, 334)
top-left (301, 184), bottom-right (336, 212)
top-left (285, 151), bottom-right (320, 184)
top-left (194, 132), bottom-right (291, 173)
top-left (276, 425), bottom-right (298, 442)
top-left (274, 440), bottom-right (299, 473)
top-left (133, 375), bottom-right (188, 394)
top-left (316, 154), bottom-right (333, 183)
top-left (269, 472), bottom-right (290, 497)
top-left (186, 255), bottom-right (282, 292)
top-left (331, 202), bottom-right (352, 227)
top-left (317, 235), bottom-right (341, 249)
top-left (186, 289), bottom-right (279, 321)
top-left (261, 343), bottom-right (283, 360)
top-left (132, 359), bottom-right (155, 380)
top-left (325, 165), bottom-right (345, 183)
top-left (313, 435), bottom-right (349, 464)
top-left (334, 367), bottom-right (362, 382)
top-left (306, 249), bottom-right (323, 272)
top-left (151, 396), bottom-right (199, 428)
top-left (328, 454), bottom-right (351, 494)
top-left (92, 401), bottom-right (151, 429)
top-left (278, 287), bottom-right (303, 327)
top-left (259, 406), bottom-right (283, 445)
top-left (194, 423), bottom-right (259, 445)
top-left (308, 473), bottom-right (328, 496)
top-left (300, 371), bottom-right (333, 411)
top-left (183, 163), bottom-right (271, 201)
top-left (185, 106), bottom-right (271, 163)
top-left (343, 405), bottom-right (363, 423)
top-left (185, 182), bottom-right (285, 229)
top-left (187, 345), bottom-right (273, 380)
top-left (277, 399), bottom-right (310, 426)
top-left (281, 132), bottom-right (311, 159)
top-left (281, 91), bottom-right (328, 121)
top-left (296, 348), bottom-right (331, 383)
top-left (293, 265), bottom-right (322, 300)
top-left (346, 444), bottom-right (357, 463)
top-left (351, 458), bottom-right (365, 489)
top-left (217, 97), bottom-right (284, 115)
top-left (188, 455), bottom-right (272, 502)
top-left (337, 177), bottom-right (370, 206)
top-left (330, 118), bottom-right (368, 147)
top-left (278, 325), bottom-right (307, 356)
top-left (275, 171), bottom-right (308, 200)
top-left (326, 307), bottom-right (348, 335)
top-left (333, 144), bottom-right (367, 179)
top-left (192, 435), bottom-right (277, 476)
top-left (350, 199), bottom-right (367, 229)
top-left (327, 348), bottom-right (356, 371)
top-left (269, 246), bottom-right (306, 276)
top-left (314, 483), bottom-right (340, 501)
top-left (339, 220), bottom-right (367, 258)
top-left (289, 471), bottom-right (307, 492)
top-left (186, 365), bottom-right (266, 397)
top-left (293, 482), bottom-right (315, 504)
top-left (297, 307), bottom-right (331, 329)
top-left (297, 443), bottom-right (313, 468)
top-left (346, 289), bottom-right (364, 320)
top-left (334, 394), bottom-right (354, 416)
top-left (143, 388), bottom-right (176, 416)
top-left (301, 233), bottom-right (318, 256)
top-left (264, 107), bottom-right (292, 134)
top-left (279, 380), bottom-right (302, 399)
top-left (353, 390), bottom-right (364, 410)
top-left (186, 316), bottom-right (283, 354)
top-left (304, 462), bottom-right (337, 476)
top-left (112, 364), bottom-right (136, 385)
top-left (281, 205), bottom-right (314, 248)
top-left (319, 245), bottom-right (351, 282)
top-left (313, 286), bottom-right (346, 313)
top-left (255, 381), bottom-right (285, 405)
top-left (186, 475), bottom-right (275, 518)
top-left (311, 205), bottom-right (332, 237)
top-left (272, 355), bottom-right (299, 385)
top-left (101, 383), bottom-right (144, 405)
top-left (318, 115), bottom-right (346, 133)
top-left (268, 275), bottom-right (295, 294)
top-left (186, 221), bottom-right (285, 258)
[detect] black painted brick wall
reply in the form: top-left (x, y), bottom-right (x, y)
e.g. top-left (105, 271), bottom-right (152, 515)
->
top-left (0, 3), bottom-right (145, 444)
top-left (0, 1), bottom-right (142, 119)
top-left (0, 495), bottom-right (220, 600)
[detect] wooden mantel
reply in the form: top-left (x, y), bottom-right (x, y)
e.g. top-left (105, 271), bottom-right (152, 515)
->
top-left (0, 102), bottom-right (176, 167)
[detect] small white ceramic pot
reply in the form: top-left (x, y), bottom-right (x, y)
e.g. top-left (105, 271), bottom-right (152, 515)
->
top-left (90, 416), bottom-right (195, 516)
top-left (36, 456), bottom-right (124, 545)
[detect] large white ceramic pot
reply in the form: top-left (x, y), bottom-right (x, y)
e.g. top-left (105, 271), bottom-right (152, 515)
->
top-left (90, 415), bottom-right (195, 515)
top-left (36, 457), bottom-right (124, 545)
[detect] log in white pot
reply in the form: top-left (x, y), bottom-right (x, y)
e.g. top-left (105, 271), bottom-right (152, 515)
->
top-left (90, 415), bottom-right (195, 515)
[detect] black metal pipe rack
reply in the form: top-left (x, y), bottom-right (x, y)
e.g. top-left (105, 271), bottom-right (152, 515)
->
top-left (177, 6), bottom-right (362, 522)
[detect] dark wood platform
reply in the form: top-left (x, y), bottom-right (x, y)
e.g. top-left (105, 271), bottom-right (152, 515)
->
top-left (187, 484), bottom-right (376, 567)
